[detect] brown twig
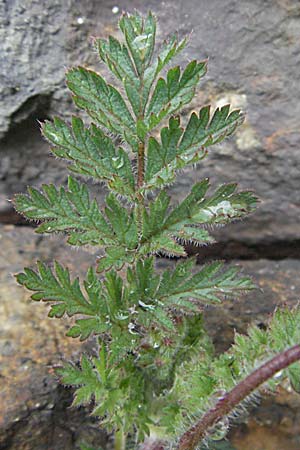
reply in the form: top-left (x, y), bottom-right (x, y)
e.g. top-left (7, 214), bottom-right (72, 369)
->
top-left (178, 344), bottom-right (300, 450)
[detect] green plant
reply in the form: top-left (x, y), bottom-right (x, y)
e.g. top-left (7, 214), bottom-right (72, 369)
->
top-left (14, 11), bottom-right (300, 450)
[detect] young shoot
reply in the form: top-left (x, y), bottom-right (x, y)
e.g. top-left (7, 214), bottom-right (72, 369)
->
top-left (15, 11), bottom-right (300, 450)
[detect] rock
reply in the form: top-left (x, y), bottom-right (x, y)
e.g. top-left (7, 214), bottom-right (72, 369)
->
top-left (1, 0), bottom-right (300, 243)
top-left (203, 258), bottom-right (300, 352)
top-left (230, 389), bottom-right (300, 450)
top-left (0, 225), bottom-right (107, 449)
top-left (162, 0), bottom-right (300, 243)
top-left (204, 257), bottom-right (300, 450)
top-left (0, 0), bottom-right (116, 219)
top-left (0, 1), bottom-right (68, 138)
top-left (1, 224), bottom-right (300, 448)
top-left (1, 0), bottom-right (300, 447)
top-left (0, 0), bottom-right (68, 214)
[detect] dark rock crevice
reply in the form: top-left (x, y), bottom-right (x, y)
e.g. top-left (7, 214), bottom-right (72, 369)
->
top-left (8, 93), bottom-right (52, 129)
top-left (192, 239), bottom-right (300, 261)
top-left (1, 218), bottom-right (299, 261)
top-left (0, 385), bottom-right (107, 450)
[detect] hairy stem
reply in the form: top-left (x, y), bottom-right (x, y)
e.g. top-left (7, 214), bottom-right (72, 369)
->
top-left (137, 141), bottom-right (145, 192)
top-left (178, 344), bottom-right (300, 450)
top-left (115, 426), bottom-right (126, 450)
top-left (137, 140), bottom-right (145, 230)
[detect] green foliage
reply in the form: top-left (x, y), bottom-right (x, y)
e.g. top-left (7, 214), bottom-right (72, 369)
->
top-left (165, 307), bottom-right (300, 443)
top-left (16, 256), bottom-right (253, 342)
top-left (66, 66), bottom-right (138, 151)
top-left (80, 445), bottom-right (102, 450)
top-left (15, 176), bottom-right (256, 270)
top-left (14, 10), bottom-right (299, 450)
top-left (144, 60), bottom-right (207, 131)
top-left (15, 176), bottom-right (141, 257)
top-left (16, 260), bottom-right (99, 318)
top-left (42, 117), bottom-right (135, 198)
top-left (143, 105), bottom-right (243, 191)
top-left (57, 345), bottom-right (153, 438)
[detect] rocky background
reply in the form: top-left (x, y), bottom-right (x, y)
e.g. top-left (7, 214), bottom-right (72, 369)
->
top-left (0, 0), bottom-right (300, 449)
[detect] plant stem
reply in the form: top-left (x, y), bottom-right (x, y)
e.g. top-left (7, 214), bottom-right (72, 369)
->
top-left (137, 140), bottom-right (145, 230)
top-left (115, 426), bottom-right (126, 450)
top-left (137, 141), bottom-right (145, 192)
top-left (178, 344), bottom-right (300, 450)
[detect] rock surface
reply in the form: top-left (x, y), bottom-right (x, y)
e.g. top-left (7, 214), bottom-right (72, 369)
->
top-left (1, 224), bottom-right (300, 449)
top-left (204, 257), bottom-right (300, 353)
top-left (230, 389), bottom-right (300, 450)
top-left (1, 0), bottom-right (300, 448)
top-left (1, 0), bottom-right (300, 242)
top-left (0, 225), bottom-right (107, 450)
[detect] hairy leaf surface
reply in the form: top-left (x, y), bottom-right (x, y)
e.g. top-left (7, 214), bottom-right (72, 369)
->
top-left (119, 11), bottom-right (156, 77)
top-left (14, 10), bottom-right (264, 442)
top-left (16, 262), bottom-right (103, 319)
top-left (14, 177), bottom-right (141, 254)
top-left (66, 67), bottom-right (138, 151)
top-left (14, 176), bottom-right (115, 245)
top-left (126, 257), bottom-right (254, 328)
top-left (167, 306), bottom-right (300, 441)
top-left (144, 105), bottom-right (244, 191)
top-left (140, 180), bottom-right (257, 254)
top-left (57, 347), bottom-right (151, 437)
top-left (42, 117), bottom-right (135, 198)
top-left (97, 12), bottom-right (187, 122)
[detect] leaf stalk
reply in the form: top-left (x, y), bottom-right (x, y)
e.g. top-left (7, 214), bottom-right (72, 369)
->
top-left (137, 140), bottom-right (145, 230)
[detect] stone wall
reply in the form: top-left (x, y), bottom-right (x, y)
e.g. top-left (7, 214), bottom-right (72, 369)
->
top-left (1, 1), bottom-right (300, 449)
top-left (1, 0), bottom-right (300, 243)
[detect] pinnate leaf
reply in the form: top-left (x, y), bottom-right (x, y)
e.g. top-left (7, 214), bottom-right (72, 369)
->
top-left (14, 176), bottom-right (115, 246)
top-left (16, 262), bottom-right (131, 340)
top-left (165, 180), bottom-right (257, 229)
top-left (157, 259), bottom-right (255, 308)
top-left (14, 178), bottom-right (141, 268)
top-left (119, 11), bottom-right (156, 76)
top-left (57, 353), bottom-right (107, 407)
top-left (15, 261), bottom-right (103, 319)
top-left (57, 347), bottom-right (151, 435)
top-left (97, 13), bottom-right (187, 121)
top-left (66, 67), bottom-right (138, 150)
top-left (144, 105), bottom-right (244, 191)
top-left (42, 117), bottom-right (135, 198)
top-left (124, 257), bottom-right (254, 328)
top-left (145, 60), bottom-right (207, 131)
top-left (139, 180), bottom-right (256, 255)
